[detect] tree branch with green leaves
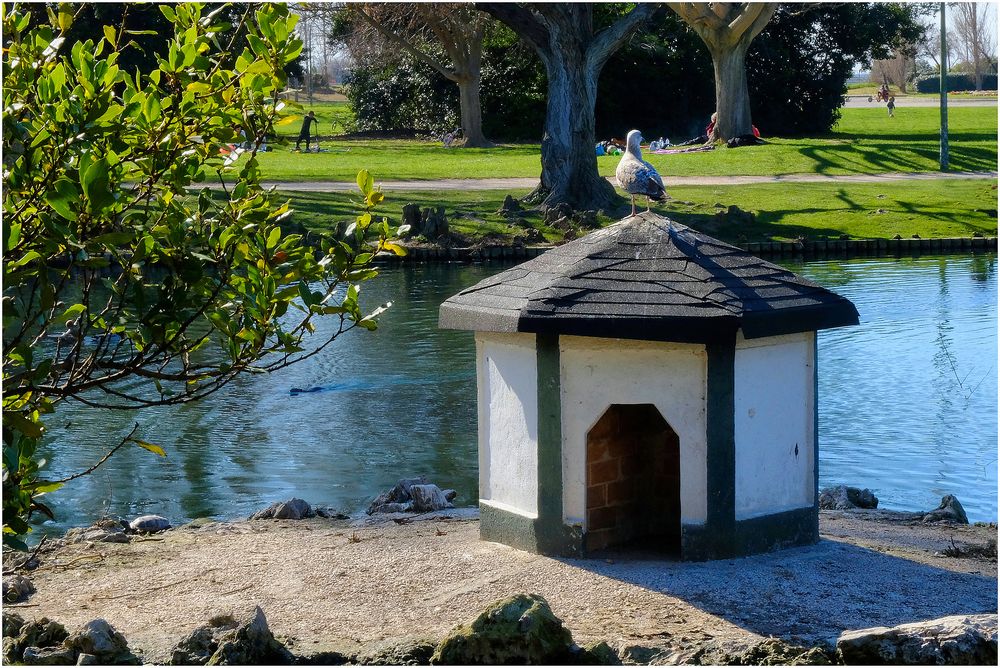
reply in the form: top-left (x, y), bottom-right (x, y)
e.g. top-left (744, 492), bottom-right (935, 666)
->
top-left (2, 2), bottom-right (405, 549)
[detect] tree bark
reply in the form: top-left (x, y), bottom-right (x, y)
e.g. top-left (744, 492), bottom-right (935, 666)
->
top-left (351, 4), bottom-right (494, 147)
top-left (456, 74), bottom-right (490, 148)
top-left (708, 45), bottom-right (752, 141)
top-left (668, 2), bottom-right (777, 142)
top-left (479, 3), bottom-right (655, 211)
top-left (535, 45), bottom-right (615, 209)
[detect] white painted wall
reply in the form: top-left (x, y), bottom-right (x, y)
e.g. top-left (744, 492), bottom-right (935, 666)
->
top-left (559, 336), bottom-right (709, 526)
top-left (476, 332), bottom-right (539, 517)
top-left (734, 331), bottom-right (815, 520)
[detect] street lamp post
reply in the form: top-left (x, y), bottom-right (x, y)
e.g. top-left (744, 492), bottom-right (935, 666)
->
top-left (940, 2), bottom-right (949, 171)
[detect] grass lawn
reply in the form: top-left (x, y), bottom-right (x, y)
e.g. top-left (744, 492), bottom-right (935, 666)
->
top-left (274, 100), bottom-right (354, 139)
top-left (281, 179), bottom-right (997, 245)
top-left (252, 106), bottom-right (997, 181)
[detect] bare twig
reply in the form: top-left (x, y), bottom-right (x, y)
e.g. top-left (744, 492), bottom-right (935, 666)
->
top-left (2, 535), bottom-right (48, 575)
top-left (48, 423), bottom-right (141, 485)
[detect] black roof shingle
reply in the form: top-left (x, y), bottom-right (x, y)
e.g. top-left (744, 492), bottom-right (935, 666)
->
top-left (439, 213), bottom-right (859, 344)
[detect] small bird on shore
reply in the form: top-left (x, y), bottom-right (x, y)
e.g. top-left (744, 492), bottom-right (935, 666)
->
top-left (615, 129), bottom-right (666, 215)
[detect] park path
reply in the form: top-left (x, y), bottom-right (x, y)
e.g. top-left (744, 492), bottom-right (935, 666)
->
top-left (264, 170), bottom-right (998, 192)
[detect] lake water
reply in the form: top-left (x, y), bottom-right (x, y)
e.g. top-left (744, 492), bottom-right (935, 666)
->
top-left (34, 253), bottom-right (998, 536)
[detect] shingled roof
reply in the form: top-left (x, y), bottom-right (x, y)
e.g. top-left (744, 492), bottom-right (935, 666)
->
top-left (439, 213), bottom-right (859, 344)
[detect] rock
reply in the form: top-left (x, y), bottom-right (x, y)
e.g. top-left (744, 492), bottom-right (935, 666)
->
top-left (727, 638), bottom-right (833, 665)
top-left (169, 607), bottom-right (293, 665)
top-left (372, 502), bottom-right (411, 514)
top-left (76, 653), bottom-right (99, 665)
top-left (420, 207), bottom-right (449, 239)
top-left (401, 203), bottom-right (421, 236)
top-left (837, 614), bottom-right (997, 665)
top-left (128, 514), bottom-right (171, 534)
top-left (574, 640), bottom-right (621, 665)
top-left (313, 506), bottom-right (349, 520)
top-left (64, 519), bottom-right (130, 544)
top-left (717, 205), bottom-right (756, 224)
top-left (522, 227), bottom-right (545, 243)
top-left (409, 484), bottom-right (454, 512)
top-left (498, 195), bottom-right (523, 216)
top-left (64, 619), bottom-right (140, 665)
top-left (3, 610), bottom-right (25, 638)
top-left (3, 573), bottom-right (36, 603)
top-left (293, 649), bottom-right (350, 665)
top-left (442, 489), bottom-right (458, 502)
top-left (922, 494), bottom-right (969, 524)
top-left (543, 203), bottom-right (573, 225)
top-left (367, 477), bottom-right (428, 514)
top-left (250, 498), bottom-right (315, 521)
top-left (818, 485), bottom-right (878, 510)
top-left (20, 645), bottom-right (76, 664)
top-left (430, 593), bottom-right (575, 664)
top-left (575, 210), bottom-right (598, 229)
top-left (353, 636), bottom-right (437, 665)
top-left (618, 644), bottom-right (667, 664)
top-left (3, 618), bottom-right (69, 665)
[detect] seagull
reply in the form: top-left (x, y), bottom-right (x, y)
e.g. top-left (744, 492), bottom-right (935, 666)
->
top-left (615, 129), bottom-right (666, 216)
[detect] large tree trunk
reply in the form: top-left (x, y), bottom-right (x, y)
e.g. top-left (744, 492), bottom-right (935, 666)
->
top-left (456, 74), bottom-right (492, 148)
top-left (533, 52), bottom-right (616, 209)
top-left (669, 3), bottom-right (777, 143)
top-left (709, 44), bottom-right (753, 141)
top-left (480, 3), bottom-right (655, 211)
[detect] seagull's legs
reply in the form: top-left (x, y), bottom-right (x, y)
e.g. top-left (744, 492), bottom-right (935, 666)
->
top-left (630, 195), bottom-right (637, 216)
top-left (646, 195), bottom-right (652, 212)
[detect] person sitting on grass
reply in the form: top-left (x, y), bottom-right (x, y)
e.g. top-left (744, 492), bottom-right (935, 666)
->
top-left (295, 111), bottom-right (317, 152)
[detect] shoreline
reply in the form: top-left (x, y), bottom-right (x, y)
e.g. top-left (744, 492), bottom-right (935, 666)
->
top-left (5, 508), bottom-right (996, 665)
top-left (374, 237), bottom-right (998, 264)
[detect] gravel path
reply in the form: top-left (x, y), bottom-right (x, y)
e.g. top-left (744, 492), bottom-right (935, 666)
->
top-left (261, 170), bottom-right (998, 192)
top-left (9, 511), bottom-right (996, 664)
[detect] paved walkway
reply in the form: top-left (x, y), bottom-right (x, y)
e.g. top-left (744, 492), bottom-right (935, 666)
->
top-left (264, 171), bottom-right (998, 192)
top-left (843, 94), bottom-right (997, 108)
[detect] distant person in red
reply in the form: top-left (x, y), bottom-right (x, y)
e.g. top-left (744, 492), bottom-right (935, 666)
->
top-left (295, 111), bottom-right (317, 152)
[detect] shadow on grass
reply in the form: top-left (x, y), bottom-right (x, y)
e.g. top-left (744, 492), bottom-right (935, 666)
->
top-left (665, 209), bottom-right (849, 243)
top-left (797, 143), bottom-right (998, 175)
top-left (557, 539), bottom-right (997, 644)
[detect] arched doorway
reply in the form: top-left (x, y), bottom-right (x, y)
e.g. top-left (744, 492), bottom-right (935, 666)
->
top-left (585, 404), bottom-right (680, 555)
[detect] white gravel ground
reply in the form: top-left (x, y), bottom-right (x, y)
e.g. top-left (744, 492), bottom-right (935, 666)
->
top-left (7, 510), bottom-right (997, 664)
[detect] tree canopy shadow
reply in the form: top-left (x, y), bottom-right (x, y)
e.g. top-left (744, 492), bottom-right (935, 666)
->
top-left (557, 539), bottom-right (997, 644)
top-left (796, 143), bottom-right (997, 175)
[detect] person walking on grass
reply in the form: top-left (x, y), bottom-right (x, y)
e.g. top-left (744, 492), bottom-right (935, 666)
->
top-left (295, 111), bottom-right (317, 152)
top-left (887, 96), bottom-right (895, 118)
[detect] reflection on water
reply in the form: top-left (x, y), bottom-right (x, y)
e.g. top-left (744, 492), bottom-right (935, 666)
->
top-left (796, 254), bottom-right (997, 522)
top-left (35, 254), bottom-right (997, 535)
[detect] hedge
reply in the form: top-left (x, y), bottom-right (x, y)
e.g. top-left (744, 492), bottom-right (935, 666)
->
top-left (915, 73), bottom-right (998, 93)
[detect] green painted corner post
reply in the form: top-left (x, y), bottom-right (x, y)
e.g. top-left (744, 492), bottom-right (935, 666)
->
top-left (940, 2), bottom-right (949, 172)
top-left (703, 339), bottom-right (738, 559)
top-left (534, 333), bottom-right (582, 556)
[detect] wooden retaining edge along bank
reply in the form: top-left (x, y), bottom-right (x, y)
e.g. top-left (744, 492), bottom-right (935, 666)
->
top-left (377, 236), bottom-right (999, 263)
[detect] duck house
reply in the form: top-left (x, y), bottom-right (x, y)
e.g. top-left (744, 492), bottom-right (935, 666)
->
top-left (439, 213), bottom-right (859, 560)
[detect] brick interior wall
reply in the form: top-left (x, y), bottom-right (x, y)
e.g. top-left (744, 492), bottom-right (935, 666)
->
top-left (585, 404), bottom-right (680, 553)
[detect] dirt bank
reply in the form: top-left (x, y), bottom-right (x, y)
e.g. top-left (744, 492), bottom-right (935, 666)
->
top-left (6, 510), bottom-right (996, 664)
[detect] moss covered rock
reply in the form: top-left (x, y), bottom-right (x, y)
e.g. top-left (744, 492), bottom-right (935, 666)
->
top-left (727, 638), bottom-right (835, 665)
top-left (354, 636), bottom-right (437, 665)
top-left (430, 594), bottom-right (575, 665)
